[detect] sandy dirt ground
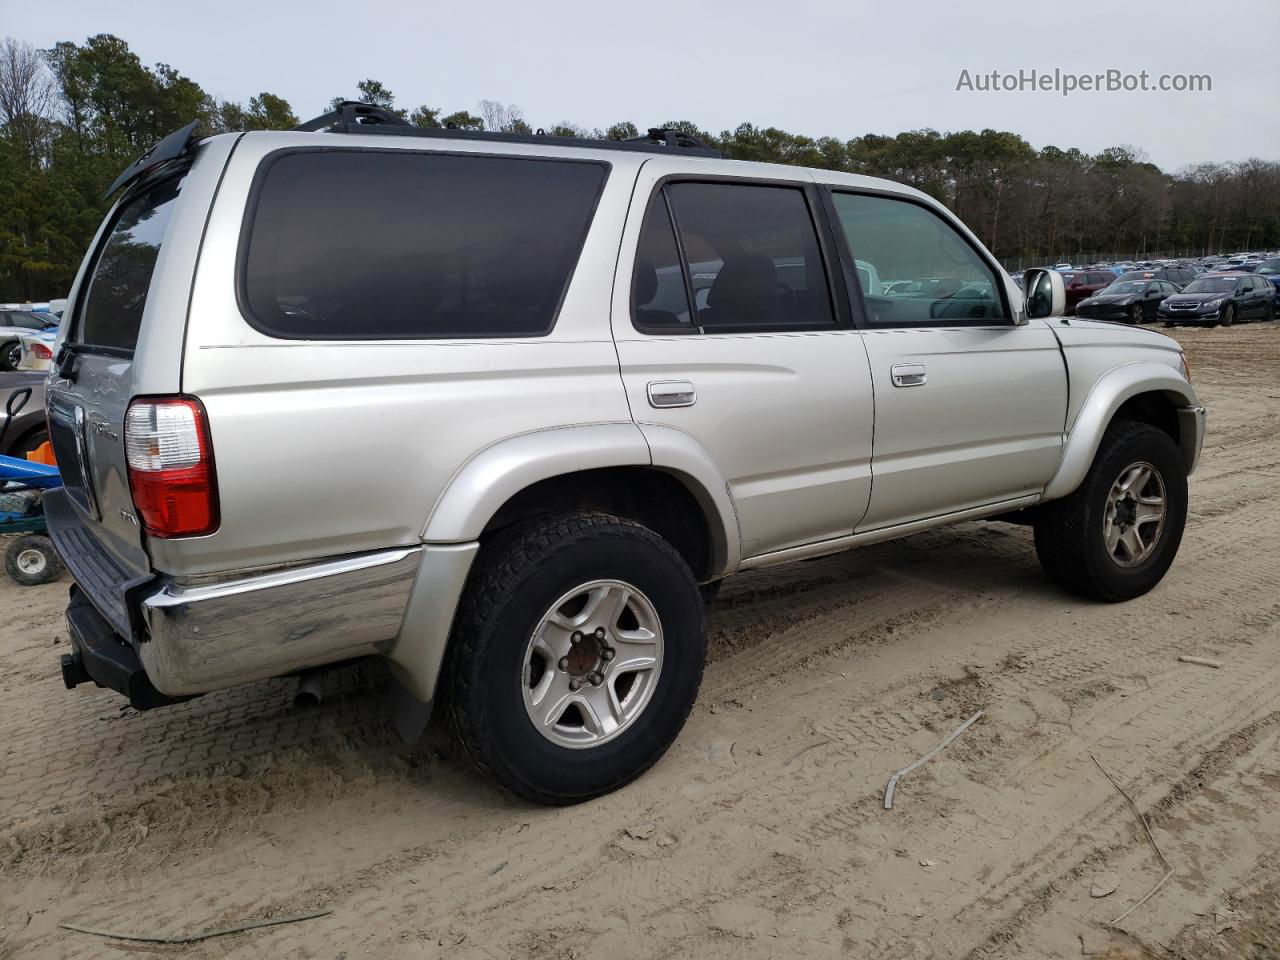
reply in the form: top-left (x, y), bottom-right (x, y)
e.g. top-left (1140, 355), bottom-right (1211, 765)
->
top-left (2, 323), bottom-right (1279, 960)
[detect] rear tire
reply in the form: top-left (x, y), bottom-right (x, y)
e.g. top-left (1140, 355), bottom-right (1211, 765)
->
top-left (1033, 421), bottom-right (1187, 602)
top-left (0, 340), bottom-right (19, 372)
top-left (5, 535), bottom-right (63, 586)
top-left (442, 512), bottom-right (706, 804)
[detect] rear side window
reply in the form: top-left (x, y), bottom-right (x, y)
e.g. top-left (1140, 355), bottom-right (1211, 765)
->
top-left (241, 150), bottom-right (607, 339)
top-left (632, 181), bottom-right (835, 333)
top-left (77, 175), bottom-right (182, 352)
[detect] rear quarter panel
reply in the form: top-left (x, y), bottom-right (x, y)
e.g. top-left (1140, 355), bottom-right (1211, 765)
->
top-left (163, 133), bottom-right (640, 576)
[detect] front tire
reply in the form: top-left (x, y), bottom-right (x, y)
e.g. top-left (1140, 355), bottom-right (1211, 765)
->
top-left (1129, 304), bottom-right (1143, 325)
top-left (443, 512), bottom-right (706, 804)
top-left (1033, 422), bottom-right (1187, 602)
top-left (1220, 304), bottom-right (1234, 327)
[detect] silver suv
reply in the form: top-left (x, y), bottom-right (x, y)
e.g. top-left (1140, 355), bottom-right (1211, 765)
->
top-left (47, 105), bottom-right (1205, 803)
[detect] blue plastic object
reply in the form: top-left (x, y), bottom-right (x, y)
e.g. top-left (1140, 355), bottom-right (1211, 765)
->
top-left (0, 454), bottom-right (62, 489)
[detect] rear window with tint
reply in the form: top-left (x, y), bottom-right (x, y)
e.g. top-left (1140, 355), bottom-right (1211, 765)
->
top-left (240, 150), bottom-right (607, 339)
top-left (77, 175), bottom-right (182, 352)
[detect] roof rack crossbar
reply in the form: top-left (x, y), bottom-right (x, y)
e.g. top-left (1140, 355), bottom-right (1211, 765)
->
top-left (289, 109), bottom-right (722, 158)
top-left (294, 101), bottom-right (413, 133)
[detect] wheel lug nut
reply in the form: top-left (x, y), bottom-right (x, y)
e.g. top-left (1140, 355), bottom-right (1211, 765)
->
top-left (571, 631), bottom-right (583, 645)
top-left (587, 671), bottom-right (603, 686)
top-left (594, 626), bottom-right (607, 640)
top-left (600, 649), bottom-right (615, 662)
top-left (558, 657), bottom-right (570, 671)
top-left (568, 679), bottom-right (581, 692)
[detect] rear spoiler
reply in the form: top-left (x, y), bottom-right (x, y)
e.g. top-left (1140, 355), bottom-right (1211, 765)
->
top-left (103, 120), bottom-right (201, 200)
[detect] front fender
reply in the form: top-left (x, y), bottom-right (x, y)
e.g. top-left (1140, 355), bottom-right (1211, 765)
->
top-left (1042, 362), bottom-right (1200, 501)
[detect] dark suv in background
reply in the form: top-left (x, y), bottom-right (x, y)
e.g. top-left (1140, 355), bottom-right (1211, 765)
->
top-left (1158, 272), bottom-right (1276, 326)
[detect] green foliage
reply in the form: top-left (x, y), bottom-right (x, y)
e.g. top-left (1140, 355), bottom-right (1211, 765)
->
top-left (1, 32), bottom-right (1277, 301)
top-left (440, 110), bottom-right (483, 131)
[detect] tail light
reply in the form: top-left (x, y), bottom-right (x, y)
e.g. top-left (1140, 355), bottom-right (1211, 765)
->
top-left (124, 396), bottom-right (219, 538)
top-left (29, 343), bottom-right (53, 361)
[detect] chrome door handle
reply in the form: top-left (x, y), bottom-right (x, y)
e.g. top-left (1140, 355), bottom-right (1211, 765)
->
top-left (647, 380), bottom-right (696, 408)
top-left (891, 363), bottom-right (927, 387)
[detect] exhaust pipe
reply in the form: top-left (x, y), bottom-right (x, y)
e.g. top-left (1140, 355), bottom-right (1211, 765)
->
top-left (294, 669), bottom-right (324, 708)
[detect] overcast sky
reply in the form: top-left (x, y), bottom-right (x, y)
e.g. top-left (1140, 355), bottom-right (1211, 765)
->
top-left (5, 0), bottom-right (1277, 171)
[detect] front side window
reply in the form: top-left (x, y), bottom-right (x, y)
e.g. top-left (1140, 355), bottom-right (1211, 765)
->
top-left (832, 192), bottom-right (1007, 326)
top-left (242, 151), bottom-right (607, 339)
top-left (660, 182), bottom-right (835, 332)
top-left (77, 175), bottom-right (183, 352)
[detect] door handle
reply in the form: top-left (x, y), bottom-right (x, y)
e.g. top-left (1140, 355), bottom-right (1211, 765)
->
top-left (647, 380), bottom-right (696, 408)
top-left (890, 363), bottom-right (927, 387)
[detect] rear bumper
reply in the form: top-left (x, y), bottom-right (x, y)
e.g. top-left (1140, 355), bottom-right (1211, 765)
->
top-left (48, 488), bottom-right (478, 702)
top-left (62, 586), bottom-right (191, 710)
top-left (139, 548), bottom-right (422, 694)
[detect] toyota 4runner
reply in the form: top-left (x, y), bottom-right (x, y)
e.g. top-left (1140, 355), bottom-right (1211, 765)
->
top-left (46, 104), bottom-right (1205, 803)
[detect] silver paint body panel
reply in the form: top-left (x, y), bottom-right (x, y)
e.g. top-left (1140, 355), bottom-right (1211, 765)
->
top-left (46, 132), bottom-right (1205, 703)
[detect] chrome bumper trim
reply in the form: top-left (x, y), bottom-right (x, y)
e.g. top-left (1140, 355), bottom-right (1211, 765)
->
top-left (140, 547), bottom-right (421, 695)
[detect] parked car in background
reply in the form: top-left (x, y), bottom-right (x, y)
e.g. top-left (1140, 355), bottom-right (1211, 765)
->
top-left (1254, 257), bottom-right (1280, 293)
top-left (1076, 278), bottom-right (1180, 324)
top-left (1060, 269), bottom-right (1116, 314)
top-left (1, 310), bottom-right (59, 371)
top-left (1116, 267), bottom-right (1198, 287)
top-left (1053, 261), bottom-right (1073, 270)
top-left (1159, 272), bottom-right (1276, 326)
top-left (0, 373), bottom-right (49, 459)
top-left (16, 329), bottom-right (57, 370)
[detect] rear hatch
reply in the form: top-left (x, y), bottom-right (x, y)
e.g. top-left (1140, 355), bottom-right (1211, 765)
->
top-left (46, 132), bottom-right (238, 635)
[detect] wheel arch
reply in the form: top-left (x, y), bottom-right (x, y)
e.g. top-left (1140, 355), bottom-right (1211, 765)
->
top-left (421, 422), bottom-right (740, 580)
top-left (1043, 363), bottom-right (1200, 501)
top-left (391, 423), bottom-right (738, 709)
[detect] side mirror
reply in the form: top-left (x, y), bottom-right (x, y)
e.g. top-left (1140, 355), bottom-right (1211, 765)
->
top-left (1023, 268), bottom-right (1066, 319)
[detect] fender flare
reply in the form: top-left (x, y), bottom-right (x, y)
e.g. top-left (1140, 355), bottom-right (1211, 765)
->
top-left (421, 423), bottom-right (652, 542)
top-left (391, 422), bottom-right (741, 705)
top-left (1042, 362), bottom-right (1199, 501)
top-left (421, 420), bottom-right (742, 576)
top-left (637, 421), bottom-right (743, 578)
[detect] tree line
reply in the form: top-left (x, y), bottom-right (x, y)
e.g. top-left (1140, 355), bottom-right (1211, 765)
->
top-left (1, 33), bottom-right (1276, 300)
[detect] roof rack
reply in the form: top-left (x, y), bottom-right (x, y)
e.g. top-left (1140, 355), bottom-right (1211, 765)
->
top-left (292, 103), bottom-right (722, 158)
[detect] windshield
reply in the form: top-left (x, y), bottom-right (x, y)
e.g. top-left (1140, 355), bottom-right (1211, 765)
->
top-left (1099, 281), bottom-right (1148, 295)
top-left (1257, 259), bottom-right (1280, 275)
top-left (1181, 277), bottom-right (1239, 294)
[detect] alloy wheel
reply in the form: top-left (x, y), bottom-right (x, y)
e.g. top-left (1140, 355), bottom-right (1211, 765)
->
top-left (521, 579), bottom-right (664, 748)
top-left (1103, 461), bottom-right (1166, 567)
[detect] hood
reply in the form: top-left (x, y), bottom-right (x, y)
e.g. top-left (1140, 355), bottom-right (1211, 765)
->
top-left (1165, 292), bottom-right (1223, 304)
top-left (1047, 316), bottom-right (1178, 348)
